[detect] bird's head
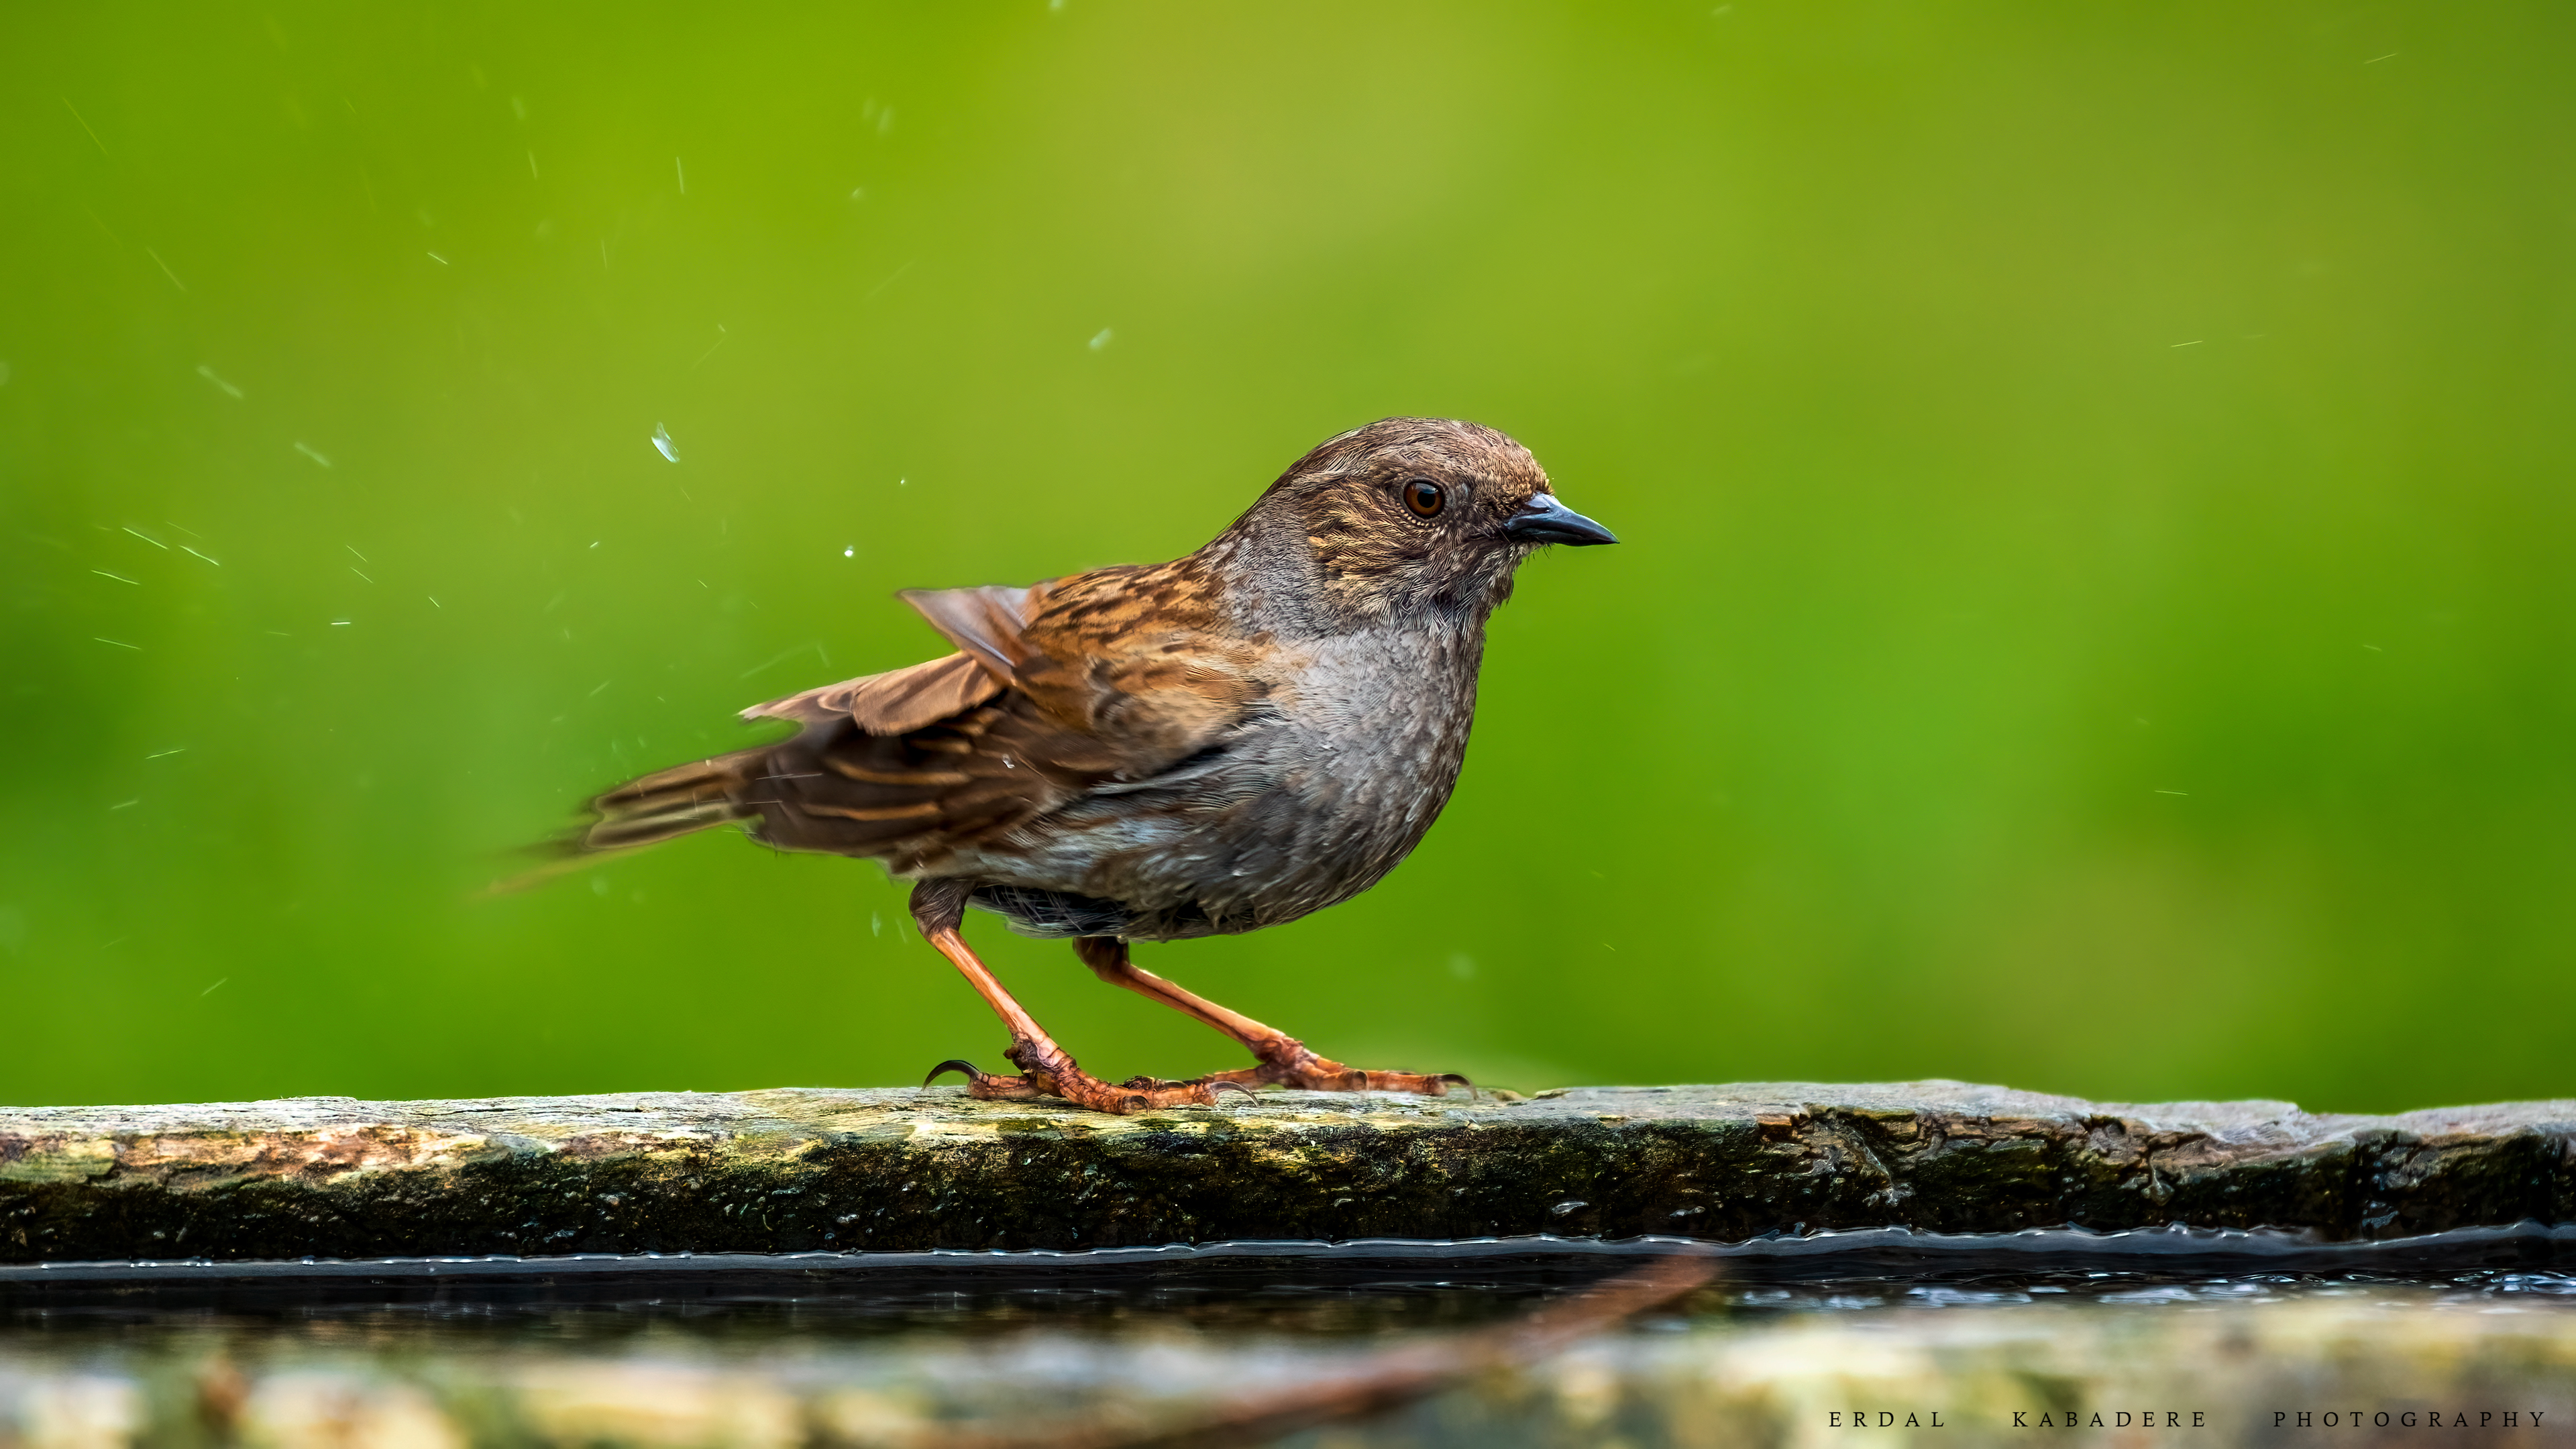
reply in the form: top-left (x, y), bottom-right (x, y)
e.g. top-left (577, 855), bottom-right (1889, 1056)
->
top-left (1212, 417), bottom-right (1616, 629)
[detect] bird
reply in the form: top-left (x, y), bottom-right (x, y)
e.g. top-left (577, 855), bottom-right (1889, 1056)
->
top-left (570, 417), bottom-right (1615, 1114)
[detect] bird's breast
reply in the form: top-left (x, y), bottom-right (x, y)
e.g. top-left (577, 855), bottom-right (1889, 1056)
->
top-left (954, 620), bottom-right (1491, 940)
top-left (1146, 624), bottom-right (1485, 932)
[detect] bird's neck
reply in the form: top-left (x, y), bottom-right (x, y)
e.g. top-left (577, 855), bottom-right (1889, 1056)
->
top-left (1193, 507), bottom-right (1507, 643)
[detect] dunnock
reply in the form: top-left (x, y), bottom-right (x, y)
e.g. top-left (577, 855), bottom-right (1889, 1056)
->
top-left (578, 418), bottom-right (1615, 1112)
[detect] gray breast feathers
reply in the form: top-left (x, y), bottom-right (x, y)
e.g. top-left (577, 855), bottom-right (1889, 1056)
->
top-left (956, 620), bottom-right (1488, 941)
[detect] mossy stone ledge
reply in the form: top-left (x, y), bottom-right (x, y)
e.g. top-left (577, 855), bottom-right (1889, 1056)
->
top-left (2, 1081), bottom-right (2569, 1263)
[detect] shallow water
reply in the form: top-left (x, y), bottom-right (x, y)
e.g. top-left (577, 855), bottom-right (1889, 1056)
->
top-left (5, 1243), bottom-right (2573, 1446)
top-left (12, 1261), bottom-right (2574, 1345)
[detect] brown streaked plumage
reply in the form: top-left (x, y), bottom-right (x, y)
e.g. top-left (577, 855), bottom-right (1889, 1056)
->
top-left (575, 417), bottom-right (1615, 1113)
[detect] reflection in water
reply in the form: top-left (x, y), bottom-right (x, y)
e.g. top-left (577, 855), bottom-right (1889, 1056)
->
top-left (5, 1258), bottom-right (2569, 1446)
top-left (12, 1251), bottom-right (2575, 1344)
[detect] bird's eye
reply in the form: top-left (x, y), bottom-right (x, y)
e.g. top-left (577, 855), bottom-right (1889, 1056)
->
top-left (1403, 478), bottom-right (1445, 519)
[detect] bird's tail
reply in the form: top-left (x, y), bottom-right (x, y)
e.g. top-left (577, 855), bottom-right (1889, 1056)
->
top-left (482, 747), bottom-right (768, 896)
top-left (582, 749), bottom-right (764, 850)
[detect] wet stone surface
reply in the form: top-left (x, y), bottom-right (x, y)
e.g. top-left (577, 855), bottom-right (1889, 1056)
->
top-left (2, 1081), bottom-right (2570, 1263)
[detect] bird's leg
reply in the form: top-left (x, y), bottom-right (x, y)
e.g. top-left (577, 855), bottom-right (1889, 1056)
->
top-left (1073, 937), bottom-right (1468, 1097)
top-left (910, 881), bottom-right (1226, 1114)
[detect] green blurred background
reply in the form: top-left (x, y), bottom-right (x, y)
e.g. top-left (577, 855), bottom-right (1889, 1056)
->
top-left (3, 3), bottom-right (2569, 1114)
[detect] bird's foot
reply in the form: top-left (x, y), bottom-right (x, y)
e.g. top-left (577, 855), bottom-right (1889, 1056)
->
top-left (921, 1059), bottom-right (1045, 1100)
top-left (1199, 1036), bottom-right (1471, 1098)
top-left (922, 1042), bottom-right (1246, 1115)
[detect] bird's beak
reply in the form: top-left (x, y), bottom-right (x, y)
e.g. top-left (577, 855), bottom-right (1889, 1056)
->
top-left (1504, 493), bottom-right (1619, 547)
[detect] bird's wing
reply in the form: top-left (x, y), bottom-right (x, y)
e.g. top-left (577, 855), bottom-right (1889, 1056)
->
top-left (896, 584), bottom-right (1036, 683)
top-left (740, 583), bottom-right (1040, 736)
top-left (1007, 561), bottom-right (1271, 764)
top-left (741, 651), bottom-right (1003, 737)
top-left (722, 564), bottom-right (1269, 866)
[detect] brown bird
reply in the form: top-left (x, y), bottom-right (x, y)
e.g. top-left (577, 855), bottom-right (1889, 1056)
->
top-left (575, 418), bottom-right (1615, 1113)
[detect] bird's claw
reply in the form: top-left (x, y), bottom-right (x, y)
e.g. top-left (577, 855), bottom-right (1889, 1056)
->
top-left (918, 1044), bottom-right (1236, 1114)
top-left (1197, 1040), bottom-right (1473, 1099)
top-left (922, 1045), bottom-right (1425, 1114)
top-left (922, 1058), bottom-right (985, 1087)
top-left (921, 1058), bottom-right (1046, 1100)
top-left (1118, 1075), bottom-right (1254, 1105)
